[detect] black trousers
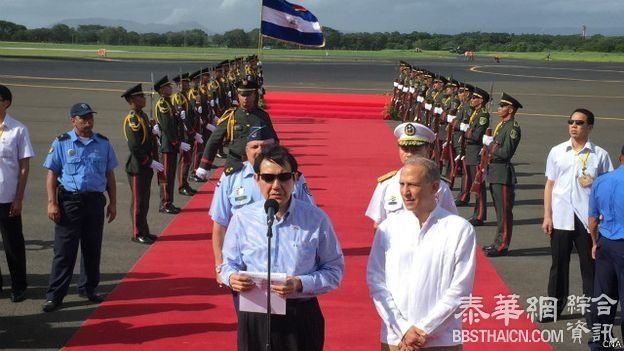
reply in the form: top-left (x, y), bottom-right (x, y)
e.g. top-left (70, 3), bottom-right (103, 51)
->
top-left (46, 191), bottom-right (106, 302)
top-left (238, 298), bottom-right (324, 351)
top-left (547, 215), bottom-right (595, 314)
top-left (160, 152), bottom-right (178, 207)
top-left (489, 183), bottom-right (515, 251)
top-left (468, 165), bottom-right (487, 222)
top-left (128, 168), bottom-right (153, 238)
top-left (0, 203), bottom-right (27, 292)
top-left (589, 235), bottom-right (624, 351)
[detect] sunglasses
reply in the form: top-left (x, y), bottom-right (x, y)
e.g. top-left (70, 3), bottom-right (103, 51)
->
top-left (568, 119), bottom-right (586, 126)
top-left (471, 96), bottom-right (482, 100)
top-left (259, 172), bottom-right (293, 183)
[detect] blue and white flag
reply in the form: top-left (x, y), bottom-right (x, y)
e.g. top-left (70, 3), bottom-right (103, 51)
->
top-left (261, 0), bottom-right (325, 47)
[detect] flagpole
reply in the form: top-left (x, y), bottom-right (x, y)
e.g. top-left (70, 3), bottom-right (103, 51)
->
top-left (258, 0), bottom-right (264, 62)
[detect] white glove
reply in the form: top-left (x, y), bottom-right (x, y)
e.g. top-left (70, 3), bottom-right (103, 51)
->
top-left (152, 124), bottom-right (161, 137)
top-left (227, 91), bottom-right (232, 98)
top-left (447, 115), bottom-right (456, 123)
top-left (180, 142), bottom-right (191, 152)
top-left (482, 135), bottom-right (494, 146)
top-left (194, 133), bottom-right (204, 144)
top-left (434, 107), bottom-right (443, 115)
top-left (180, 110), bottom-right (186, 120)
top-left (215, 98), bottom-right (220, 106)
top-left (210, 100), bottom-right (215, 107)
top-left (393, 82), bottom-right (399, 88)
top-left (460, 123), bottom-right (469, 132)
top-left (150, 160), bottom-right (164, 172)
top-left (197, 106), bottom-right (203, 114)
top-left (206, 124), bottom-right (216, 132)
top-left (417, 96), bottom-right (424, 103)
top-left (195, 167), bottom-right (208, 180)
top-left (425, 103), bottom-right (432, 111)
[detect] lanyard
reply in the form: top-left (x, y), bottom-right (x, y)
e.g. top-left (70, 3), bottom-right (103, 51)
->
top-left (468, 109), bottom-right (478, 124)
top-left (576, 150), bottom-right (591, 172)
top-left (493, 120), bottom-right (505, 137)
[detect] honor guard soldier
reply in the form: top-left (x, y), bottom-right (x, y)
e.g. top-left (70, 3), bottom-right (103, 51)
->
top-left (188, 69), bottom-right (209, 180)
top-left (458, 87), bottom-right (490, 225)
top-left (452, 83), bottom-right (474, 193)
top-left (172, 73), bottom-right (201, 196)
top-left (365, 122), bottom-right (457, 229)
top-left (42, 103), bottom-right (118, 312)
top-left (210, 126), bottom-right (315, 291)
top-left (153, 75), bottom-right (189, 214)
top-left (195, 80), bottom-right (278, 181)
top-left (122, 84), bottom-right (162, 245)
top-left (481, 93), bottom-right (523, 257)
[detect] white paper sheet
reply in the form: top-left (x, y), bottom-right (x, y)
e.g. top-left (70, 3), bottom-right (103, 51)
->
top-left (239, 271), bottom-right (287, 315)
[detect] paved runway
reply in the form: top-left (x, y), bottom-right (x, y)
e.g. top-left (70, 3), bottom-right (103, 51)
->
top-left (0, 55), bottom-right (623, 350)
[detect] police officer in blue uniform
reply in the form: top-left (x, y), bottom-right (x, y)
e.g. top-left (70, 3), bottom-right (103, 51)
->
top-left (42, 103), bottom-right (118, 312)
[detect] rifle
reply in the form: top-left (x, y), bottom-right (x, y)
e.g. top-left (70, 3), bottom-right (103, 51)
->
top-left (450, 120), bottom-right (466, 188)
top-left (470, 128), bottom-right (492, 194)
top-left (431, 109), bottom-right (442, 168)
top-left (149, 72), bottom-right (166, 185)
top-left (441, 111), bottom-right (456, 178)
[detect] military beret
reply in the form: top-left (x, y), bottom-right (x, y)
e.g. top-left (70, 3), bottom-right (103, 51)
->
top-left (153, 75), bottom-right (172, 91)
top-left (247, 125), bottom-right (276, 142)
top-left (472, 87), bottom-right (490, 103)
top-left (393, 122), bottom-right (435, 146)
top-left (121, 83), bottom-right (144, 99)
top-left (499, 92), bottom-right (523, 109)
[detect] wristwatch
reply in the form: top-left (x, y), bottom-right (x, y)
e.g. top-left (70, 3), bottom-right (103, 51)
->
top-left (215, 265), bottom-right (222, 274)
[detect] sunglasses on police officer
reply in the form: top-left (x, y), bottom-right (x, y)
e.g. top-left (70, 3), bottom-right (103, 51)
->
top-left (259, 172), bottom-right (294, 183)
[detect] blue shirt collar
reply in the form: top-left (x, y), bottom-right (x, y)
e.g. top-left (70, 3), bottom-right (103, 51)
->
top-left (243, 161), bottom-right (255, 178)
top-left (69, 129), bottom-right (97, 143)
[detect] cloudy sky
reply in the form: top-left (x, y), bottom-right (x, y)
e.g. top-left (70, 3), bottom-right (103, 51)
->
top-left (1, 0), bottom-right (623, 34)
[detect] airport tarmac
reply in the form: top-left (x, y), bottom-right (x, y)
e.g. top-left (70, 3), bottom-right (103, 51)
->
top-left (0, 55), bottom-right (623, 350)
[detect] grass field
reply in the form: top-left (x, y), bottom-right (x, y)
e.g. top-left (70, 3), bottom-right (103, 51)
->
top-left (2, 41), bottom-right (624, 63)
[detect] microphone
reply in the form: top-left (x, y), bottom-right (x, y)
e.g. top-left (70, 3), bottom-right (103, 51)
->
top-left (264, 199), bottom-right (279, 226)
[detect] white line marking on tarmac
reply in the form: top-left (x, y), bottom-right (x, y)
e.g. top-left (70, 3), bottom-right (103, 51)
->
top-left (469, 65), bottom-right (624, 83)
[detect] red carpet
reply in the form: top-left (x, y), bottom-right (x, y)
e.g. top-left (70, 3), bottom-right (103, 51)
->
top-left (63, 92), bottom-right (551, 350)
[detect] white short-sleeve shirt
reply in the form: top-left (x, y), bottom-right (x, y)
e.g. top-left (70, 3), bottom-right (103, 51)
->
top-left (365, 169), bottom-right (458, 224)
top-left (0, 114), bottom-right (35, 203)
top-left (545, 139), bottom-right (613, 231)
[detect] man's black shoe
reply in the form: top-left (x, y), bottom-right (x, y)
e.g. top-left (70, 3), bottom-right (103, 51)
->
top-left (485, 248), bottom-right (508, 257)
top-left (146, 233), bottom-right (158, 241)
top-left (455, 199), bottom-right (469, 207)
top-left (468, 218), bottom-right (485, 227)
top-left (42, 300), bottom-right (62, 312)
top-left (10, 290), bottom-right (26, 303)
top-left (179, 188), bottom-right (195, 196)
top-left (132, 235), bottom-right (154, 245)
top-left (159, 204), bottom-right (181, 214)
top-left (79, 292), bottom-right (105, 303)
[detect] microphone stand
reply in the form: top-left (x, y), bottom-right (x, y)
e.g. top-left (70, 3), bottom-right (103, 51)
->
top-left (265, 214), bottom-right (274, 351)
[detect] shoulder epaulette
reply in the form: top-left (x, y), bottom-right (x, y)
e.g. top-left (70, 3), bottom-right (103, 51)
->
top-left (217, 108), bottom-right (237, 126)
top-left (377, 170), bottom-right (398, 183)
top-left (224, 161), bottom-right (244, 175)
top-left (440, 176), bottom-right (451, 184)
top-left (513, 121), bottom-right (520, 127)
top-left (57, 133), bottom-right (70, 141)
top-left (96, 133), bottom-right (108, 140)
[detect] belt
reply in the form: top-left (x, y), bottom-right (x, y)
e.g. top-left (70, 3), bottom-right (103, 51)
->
top-left (59, 187), bottom-right (103, 200)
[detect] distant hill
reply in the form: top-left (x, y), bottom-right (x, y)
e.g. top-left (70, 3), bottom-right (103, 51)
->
top-left (57, 17), bottom-right (214, 34)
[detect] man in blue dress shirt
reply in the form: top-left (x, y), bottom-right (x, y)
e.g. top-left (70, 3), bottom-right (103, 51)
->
top-left (211, 126), bottom-right (315, 287)
top-left (219, 145), bottom-right (343, 351)
top-left (42, 103), bottom-right (118, 312)
top-left (588, 145), bottom-right (624, 351)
